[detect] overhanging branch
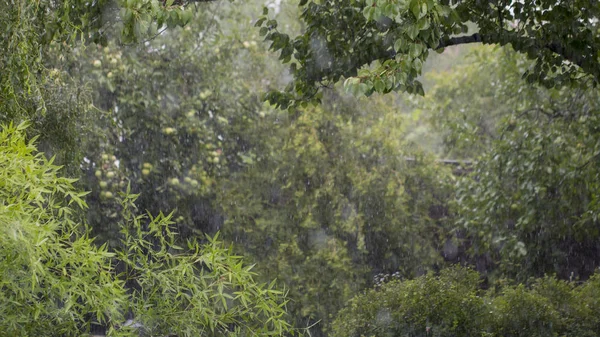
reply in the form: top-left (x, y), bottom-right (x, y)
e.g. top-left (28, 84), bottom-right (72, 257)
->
top-left (435, 33), bottom-right (594, 75)
top-left (436, 33), bottom-right (483, 49)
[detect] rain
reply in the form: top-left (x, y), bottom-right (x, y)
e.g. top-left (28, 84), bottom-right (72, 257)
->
top-left (2, 0), bottom-right (600, 336)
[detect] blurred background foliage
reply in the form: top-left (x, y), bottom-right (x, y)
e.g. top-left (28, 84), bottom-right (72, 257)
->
top-left (2, 0), bottom-right (600, 336)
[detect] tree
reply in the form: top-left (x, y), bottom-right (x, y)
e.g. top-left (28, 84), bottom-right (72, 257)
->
top-left (9, 0), bottom-right (600, 334)
top-left (217, 92), bottom-right (455, 336)
top-left (413, 46), bottom-right (600, 281)
top-left (257, 0), bottom-right (600, 108)
top-left (61, 2), bottom-right (292, 245)
top-left (69, 21), bottom-right (455, 330)
top-left (332, 267), bottom-right (489, 337)
top-left (455, 102), bottom-right (600, 281)
top-left (0, 0), bottom-right (212, 173)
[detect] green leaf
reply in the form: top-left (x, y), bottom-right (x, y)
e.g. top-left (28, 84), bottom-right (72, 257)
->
top-left (394, 38), bottom-right (404, 53)
top-left (417, 17), bottom-right (430, 31)
top-left (357, 83), bottom-right (370, 96)
top-left (374, 78), bottom-right (385, 92)
top-left (255, 17), bottom-right (267, 27)
top-left (410, 0), bottom-right (421, 19)
top-left (406, 25), bottom-right (419, 40)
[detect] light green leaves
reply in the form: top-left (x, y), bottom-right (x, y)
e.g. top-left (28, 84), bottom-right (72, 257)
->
top-left (0, 123), bottom-right (126, 335)
top-left (343, 77), bottom-right (370, 96)
top-left (118, 216), bottom-right (292, 337)
top-left (363, 0), bottom-right (403, 21)
top-left (409, 0), bottom-right (429, 19)
top-left (405, 24), bottom-right (420, 40)
top-left (119, 0), bottom-right (196, 43)
top-left (0, 124), bottom-right (292, 336)
top-left (408, 42), bottom-right (425, 58)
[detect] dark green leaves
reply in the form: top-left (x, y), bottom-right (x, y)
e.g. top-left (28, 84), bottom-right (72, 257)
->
top-left (261, 0), bottom-right (600, 108)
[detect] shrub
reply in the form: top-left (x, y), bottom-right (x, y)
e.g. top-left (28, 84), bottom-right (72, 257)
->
top-left (333, 267), bottom-right (488, 337)
top-left (0, 122), bottom-right (291, 336)
top-left (333, 266), bottom-right (600, 337)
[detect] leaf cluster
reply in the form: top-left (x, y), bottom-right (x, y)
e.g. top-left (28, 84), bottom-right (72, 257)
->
top-left (258, 0), bottom-right (600, 108)
top-left (0, 123), bottom-right (292, 336)
top-left (333, 267), bottom-right (600, 337)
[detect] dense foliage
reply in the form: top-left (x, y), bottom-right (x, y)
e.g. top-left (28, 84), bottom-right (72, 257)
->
top-left (258, 0), bottom-right (600, 108)
top-left (330, 43), bottom-right (600, 337)
top-left (72, 15), bottom-right (270, 244)
top-left (0, 0), bottom-right (202, 174)
top-left (64, 16), bottom-right (454, 331)
top-left (3, 0), bottom-right (600, 335)
top-left (414, 47), bottom-right (600, 281)
top-left (0, 123), bottom-right (290, 336)
top-left (333, 267), bottom-right (600, 337)
top-left (218, 98), bottom-right (454, 331)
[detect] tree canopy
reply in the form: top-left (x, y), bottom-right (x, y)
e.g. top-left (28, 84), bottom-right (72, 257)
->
top-left (258, 0), bottom-right (600, 108)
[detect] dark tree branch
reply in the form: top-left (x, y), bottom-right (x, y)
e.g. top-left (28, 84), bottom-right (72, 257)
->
top-left (433, 33), bottom-right (595, 79)
top-left (374, 34), bottom-right (486, 62)
top-left (545, 42), bottom-right (586, 69)
top-left (404, 157), bottom-right (474, 166)
top-left (167, 0), bottom-right (217, 5)
top-left (312, 30), bottom-right (596, 91)
top-left (436, 33), bottom-right (484, 49)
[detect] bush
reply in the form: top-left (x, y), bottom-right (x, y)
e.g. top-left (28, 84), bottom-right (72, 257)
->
top-left (332, 266), bottom-right (600, 337)
top-left (491, 284), bottom-right (559, 337)
top-left (571, 274), bottom-right (600, 337)
top-left (332, 267), bottom-right (488, 337)
top-left (0, 122), bottom-right (291, 336)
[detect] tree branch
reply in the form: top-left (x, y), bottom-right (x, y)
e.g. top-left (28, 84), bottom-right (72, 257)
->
top-left (545, 42), bottom-right (586, 69)
top-left (433, 33), bottom-right (595, 79)
top-left (436, 33), bottom-right (484, 49)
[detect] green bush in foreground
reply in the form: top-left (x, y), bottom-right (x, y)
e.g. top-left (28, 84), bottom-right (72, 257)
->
top-left (333, 267), bottom-right (600, 337)
top-left (0, 122), bottom-right (291, 336)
